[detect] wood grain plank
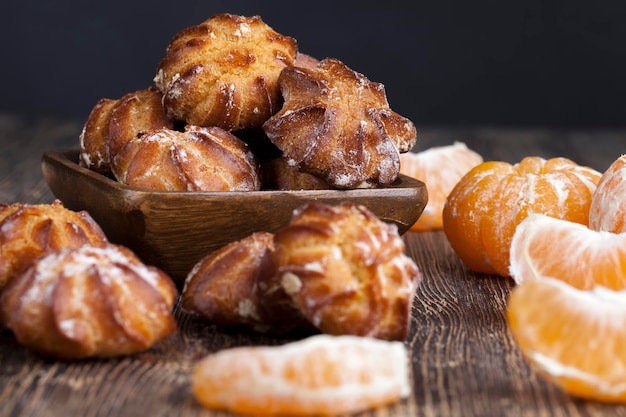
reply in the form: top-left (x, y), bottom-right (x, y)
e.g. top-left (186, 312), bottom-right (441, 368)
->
top-left (3, 114), bottom-right (626, 417)
top-left (404, 231), bottom-right (626, 417)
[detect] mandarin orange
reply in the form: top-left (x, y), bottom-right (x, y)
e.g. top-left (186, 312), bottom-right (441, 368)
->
top-left (399, 142), bottom-right (483, 231)
top-left (509, 213), bottom-right (626, 290)
top-left (507, 277), bottom-right (626, 402)
top-left (589, 154), bottom-right (626, 233)
top-left (191, 334), bottom-right (410, 416)
top-left (442, 156), bottom-right (601, 277)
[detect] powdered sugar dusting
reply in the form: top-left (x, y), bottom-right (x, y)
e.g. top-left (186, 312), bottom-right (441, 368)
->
top-left (303, 261), bottom-right (325, 273)
top-left (333, 173), bottom-right (358, 187)
top-left (234, 22), bottom-right (251, 37)
top-left (237, 299), bottom-right (260, 320)
top-left (281, 272), bottom-right (303, 296)
top-left (53, 246), bottom-right (163, 290)
top-left (153, 69), bottom-right (164, 86)
top-left (549, 175), bottom-right (570, 208)
top-left (19, 253), bottom-right (60, 307)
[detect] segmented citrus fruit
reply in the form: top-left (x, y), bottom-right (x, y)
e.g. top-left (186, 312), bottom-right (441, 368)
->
top-left (507, 277), bottom-right (626, 402)
top-left (589, 154), bottom-right (626, 233)
top-left (192, 334), bottom-right (410, 416)
top-left (399, 142), bottom-right (483, 231)
top-left (443, 156), bottom-right (601, 277)
top-left (509, 213), bottom-right (626, 289)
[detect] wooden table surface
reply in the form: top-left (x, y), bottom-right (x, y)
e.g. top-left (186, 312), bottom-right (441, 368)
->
top-left (1, 112), bottom-right (626, 417)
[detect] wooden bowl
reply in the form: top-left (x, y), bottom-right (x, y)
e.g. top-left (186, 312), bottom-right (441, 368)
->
top-left (42, 150), bottom-right (428, 285)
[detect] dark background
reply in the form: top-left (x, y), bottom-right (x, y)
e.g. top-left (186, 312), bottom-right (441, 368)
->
top-left (3, 1), bottom-right (626, 128)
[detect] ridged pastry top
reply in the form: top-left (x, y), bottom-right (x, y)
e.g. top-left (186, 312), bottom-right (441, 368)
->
top-left (263, 58), bottom-right (417, 189)
top-left (79, 87), bottom-right (173, 174)
top-left (108, 87), bottom-right (174, 165)
top-left (154, 13), bottom-right (298, 131)
top-left (271, 202), bottom-right (422, 340)
top-left (181, 232), bottom-right (276, 329)
top-left (0, 200), bottom-right (108, 292)
top-left (181, 231), bottom-right (310, 334)
top-left (78, 98), bottom-right (118, 173)
top-left (112, 125), bottom-right (261, 191)
top-left (0, 244), bottom-right (177, 359)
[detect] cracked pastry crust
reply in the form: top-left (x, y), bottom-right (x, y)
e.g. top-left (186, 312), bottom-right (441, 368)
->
top-left (0, 200), bottom-right (108, 293)
top-left (263, 58), bottom-right (417, 189)
top-left (181, 232), bottom-right (310, 334)
top-left (271, 202), bottom-right (422, 341)
top-left (112, 125), bottom-right (261, 191)
top-left (154, 13), bottom-right (298, 132)
top-left (0, 244), bottom-right (177, 359)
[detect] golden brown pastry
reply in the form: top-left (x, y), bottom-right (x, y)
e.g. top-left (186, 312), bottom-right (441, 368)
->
top-left (78, 98), bottom-right (118, 173)
top-left (263, 58), bottom-right (417, 189)
top-left (112, 125), bottom-right (261, 192)
top-left (271, 202), bottom-right (422, 341)
top-left (181, 232), bottom-right (310, 334)
top-left (0, 244), bottom-right (177, 359)
top-left (262, 157), bottom-right (330, 190)
top-left (79, 87), bottom-right (173, 174)
top-left (0, 200), bottom-right (108, 293)
top-left (153, 13), bottom-right (298, 132)
top-left (107, 87), bottom-right (174, 166)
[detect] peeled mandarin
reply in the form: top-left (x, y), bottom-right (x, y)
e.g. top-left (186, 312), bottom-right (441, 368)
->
top-left (443, 156), bottom-right (601, 277)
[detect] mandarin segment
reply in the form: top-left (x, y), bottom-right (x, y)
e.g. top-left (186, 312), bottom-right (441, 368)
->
top-left (443, 156), bottom-right (601, 277)
top-left (507, 277), bottom-right (626, 402)
top-left (589, 154), bottom-right (626, 233)
top-left (192, 334), bottom-right (411, 416)
top-left (509, 213), bottom-right (626, 290)
top-left (399, 142), bottom-right (483, 231)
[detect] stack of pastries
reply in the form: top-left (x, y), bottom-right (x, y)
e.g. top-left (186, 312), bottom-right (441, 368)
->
top-left (0, 201), bottom-right (178, 359)
top-left (182, 202), bottom-right (422, 341)
top-left (79, 13), bottom-right (417, 191)
top-left (2, 13), bottom-right (423, 359)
